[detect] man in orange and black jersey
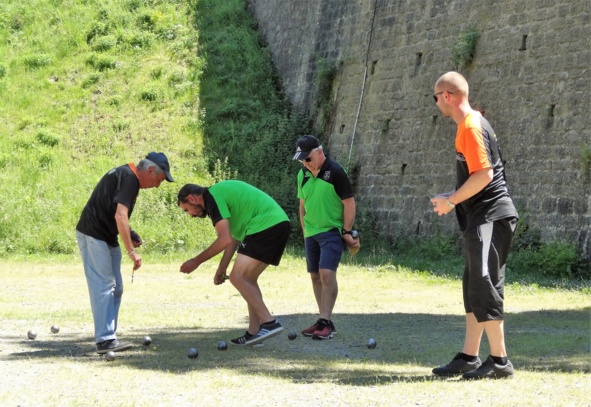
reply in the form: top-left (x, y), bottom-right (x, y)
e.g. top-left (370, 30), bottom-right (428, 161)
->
top-left (431, 72), bottom-right (518, 380)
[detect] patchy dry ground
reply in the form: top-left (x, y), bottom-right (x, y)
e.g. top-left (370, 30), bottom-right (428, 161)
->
top-left (1, 258), bottom-right (589, 406)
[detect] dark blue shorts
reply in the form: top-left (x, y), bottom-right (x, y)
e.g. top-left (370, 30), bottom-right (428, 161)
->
top-left (305, 228), bottom-right (344, 273)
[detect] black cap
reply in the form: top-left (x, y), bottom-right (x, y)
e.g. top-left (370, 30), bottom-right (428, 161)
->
top-left (146, 152), bottom-right (174, 182)
top-left (292, 135), bottom-right (320, 160)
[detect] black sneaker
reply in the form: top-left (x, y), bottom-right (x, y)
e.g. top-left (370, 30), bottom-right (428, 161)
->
top-left (245, 321), bottom-right (284, 346)
top-left (462, 355), bottom-right (515, 380)
top-left (96, 339), bottom-right (133, 354)
top-left (432, 352), bottom-right (482, 376)
top-left (231, 331), bottom-right (253, 346)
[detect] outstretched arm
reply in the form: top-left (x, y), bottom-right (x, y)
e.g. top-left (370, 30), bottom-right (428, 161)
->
top-left (180, 219), bottom-right (233, 274)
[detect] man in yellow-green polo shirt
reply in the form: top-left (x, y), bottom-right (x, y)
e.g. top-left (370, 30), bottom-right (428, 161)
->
top-left (293, 135), bottom-right (359, 340)
top-left (177, 180), bottom-right (290, 346)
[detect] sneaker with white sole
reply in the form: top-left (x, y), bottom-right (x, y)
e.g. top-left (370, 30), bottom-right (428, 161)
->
top-left (302, 320), bottom-right (321, 337)
top-left (462, 355), bottom-right (515, 380)
top-left (245, 321), bottom-right (284, 346)
top-left (230, 331), bottom-right (253, 346)
top-left (302, 319), bottom-right (336, 337)
top-left (312, 319), bottom-right (333, 340)
top-left (329, 320), bottom-right (337, 336)
top-left (432, 352), bottom-right (482, 376)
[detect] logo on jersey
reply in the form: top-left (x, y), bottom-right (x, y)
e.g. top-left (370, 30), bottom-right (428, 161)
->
top-left (323, 171), bottom-right (331, 181)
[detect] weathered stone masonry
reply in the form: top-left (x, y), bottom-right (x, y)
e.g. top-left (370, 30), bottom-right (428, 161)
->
top-left (248, 0), bottom-right (591, 256)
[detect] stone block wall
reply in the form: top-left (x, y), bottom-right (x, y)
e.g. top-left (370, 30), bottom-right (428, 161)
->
top-left (248, 0), bottom-right (591, 256)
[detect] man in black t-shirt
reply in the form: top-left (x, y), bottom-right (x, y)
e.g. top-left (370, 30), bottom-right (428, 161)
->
top-left (76, 152), bottom-right (173, 354)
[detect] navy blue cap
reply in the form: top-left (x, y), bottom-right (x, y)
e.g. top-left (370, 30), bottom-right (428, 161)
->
top-left (146, 152), bottom-right (174, 182)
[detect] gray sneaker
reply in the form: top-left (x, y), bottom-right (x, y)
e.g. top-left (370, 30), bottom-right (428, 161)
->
top-left (462, 355), bottom-right (515, 380)
top-left (245, 321), bottom-right (284, 346)
top-left (432, 352), bottom-right (482, 376)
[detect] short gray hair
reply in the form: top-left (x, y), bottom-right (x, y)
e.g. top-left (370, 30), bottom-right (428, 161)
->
top-left (137, 159), bottom-right (164, 175)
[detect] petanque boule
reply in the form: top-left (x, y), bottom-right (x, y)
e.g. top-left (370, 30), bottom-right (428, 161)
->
top-left (143, 336), bottom-right (152, 346)
top-left (367, 338), bottom-right (377, 349)
top-left (288, 331), bottom-right (297, 340)
top-left (217, 341), bottom-right (228, 351)
top-left (105, 351), bottom-right (116, 361)
top-left (187, 347), bottom-right (199, 359)
top-left (50, 325), bottom-right (60, 334)
top-left (27, 330), bottom-right (37, 340)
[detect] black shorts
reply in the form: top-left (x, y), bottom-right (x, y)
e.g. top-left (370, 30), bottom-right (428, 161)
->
top-left (237, 221), bottom-right (291, 266)
top-left (463, 217), bottom-right (517, 322)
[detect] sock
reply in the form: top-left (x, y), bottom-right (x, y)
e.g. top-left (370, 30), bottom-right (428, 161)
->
top-left (245, 332), bottom-right (254, 339)
top-left (261, 319), bottom-right (276, 326)
top-left (491, 355), bottom-right (508, 365)
top-left (459, 352), bottom-right (478, 362)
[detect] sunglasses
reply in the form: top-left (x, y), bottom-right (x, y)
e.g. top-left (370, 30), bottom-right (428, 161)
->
top-left (299, 147), bottom-right (319, 163)
top-left (433, 90), bottom-right (454, 103)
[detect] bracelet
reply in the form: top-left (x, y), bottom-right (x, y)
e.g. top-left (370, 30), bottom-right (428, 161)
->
top-left (445, 199), bottom-right (456, 209)
top-left (128, 250), bottom-right (136, 256)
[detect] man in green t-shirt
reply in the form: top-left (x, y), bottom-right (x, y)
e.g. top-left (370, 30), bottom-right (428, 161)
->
top-left (177, 180), bottom-right (290, 346)
top-left (293, 135), bottom-right (359, 340)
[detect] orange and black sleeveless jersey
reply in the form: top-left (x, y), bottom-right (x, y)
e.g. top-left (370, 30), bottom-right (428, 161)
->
top-left (454, 113), bottom-right (518, 231)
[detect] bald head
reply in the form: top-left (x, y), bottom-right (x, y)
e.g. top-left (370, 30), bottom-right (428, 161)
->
top-left (435, 71), bottom-right (469, 97)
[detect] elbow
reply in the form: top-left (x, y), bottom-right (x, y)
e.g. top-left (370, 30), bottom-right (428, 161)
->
top-left (219, 235), bottom-right (233, 249)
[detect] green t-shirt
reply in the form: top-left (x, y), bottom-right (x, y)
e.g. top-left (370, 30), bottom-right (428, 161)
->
top-left (208, 180), bottom-right (288, 241)
top-left (297, 157), bottom-right (354, 238)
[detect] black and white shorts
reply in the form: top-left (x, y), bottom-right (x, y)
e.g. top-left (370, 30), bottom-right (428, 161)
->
top-left (462, 217), bottom-right (517, 322)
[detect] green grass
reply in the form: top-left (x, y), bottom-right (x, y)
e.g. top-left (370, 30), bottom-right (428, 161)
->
top-left (0, 255), bottom-right (589, 406)
top-left (0, 0), bottom-right (216, 256)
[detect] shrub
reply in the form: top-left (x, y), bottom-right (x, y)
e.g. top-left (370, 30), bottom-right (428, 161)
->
top-left (139, 87), bottom-right (159, 102)
top-left (91, 35), bottom-right (117, 52)
top-left (23, 54), bottom-right (52, 70)
top-left (86, 54), bottom-right (117, 71)
top-left (81, 73), bottom-right (101, 88)
top-left (36, 131), bottom-right (60, 147)
top-left (508, 241), bottom-right (589, 279)
top-left (126, 32), bottom-right (154, 49)
top-left (451, 25), bottom-right (480, 69)
top-left (167, 70), bottom-right (185, 86)
top-left (136, 10), bottom-right (161, 31)
top-left (86, 21), bottom-right (113, 44)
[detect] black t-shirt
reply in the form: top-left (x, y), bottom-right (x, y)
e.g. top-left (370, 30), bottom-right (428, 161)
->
top-left (454, 114), bottom-right (518, 231)
top-left (76, 164), bottom-right (139, 247)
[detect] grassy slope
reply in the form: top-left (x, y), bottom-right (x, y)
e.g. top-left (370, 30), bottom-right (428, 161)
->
top-left (0, 0), bottom-right (216, 256)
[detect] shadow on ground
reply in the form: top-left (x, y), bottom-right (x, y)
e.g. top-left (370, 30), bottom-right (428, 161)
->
top-left (2, 308), bottom-right (588, 385)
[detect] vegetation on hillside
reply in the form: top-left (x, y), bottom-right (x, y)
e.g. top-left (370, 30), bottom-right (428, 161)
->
top-left (194, 0), bottom-right (308, 221)
top-left (0, 0), bottom-right (215, 256)
top-left (0, 0), bottom-right (588, 282)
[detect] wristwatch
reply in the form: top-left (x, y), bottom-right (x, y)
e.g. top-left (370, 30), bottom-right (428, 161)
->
top-left (446, 199), bottom-right (456, 209)
top-left (342, 229), bottom-right (359, 239)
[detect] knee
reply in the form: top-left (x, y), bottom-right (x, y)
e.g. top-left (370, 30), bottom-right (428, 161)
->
top-left (229, 272), bottom-right (244, 287)
top-left (319, 269), bottom-right (337, 286)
